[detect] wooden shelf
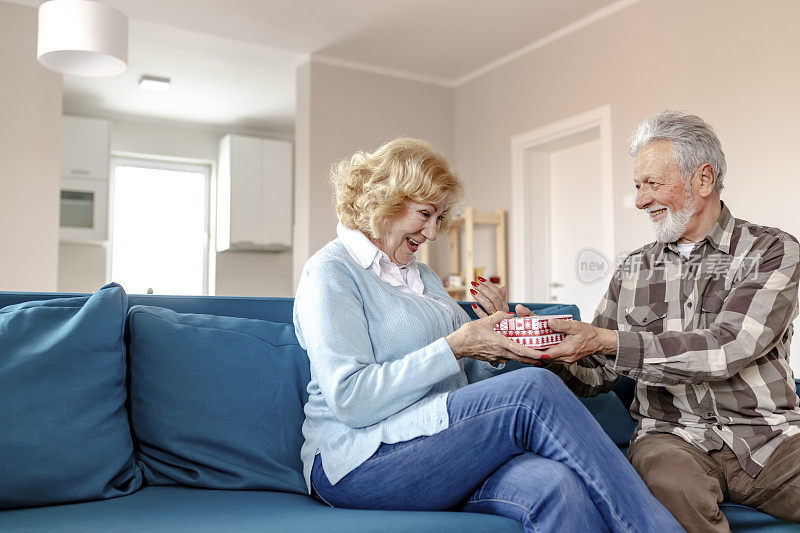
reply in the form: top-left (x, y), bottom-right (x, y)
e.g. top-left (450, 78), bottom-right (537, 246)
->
top-left (446, 286), bottom-right (467, 298)
top-left (420, 206), bottom-right (507, 301)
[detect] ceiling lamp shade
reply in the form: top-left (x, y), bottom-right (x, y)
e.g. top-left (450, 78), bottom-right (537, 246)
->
top-left (37, 0), bottom-right (128, 77)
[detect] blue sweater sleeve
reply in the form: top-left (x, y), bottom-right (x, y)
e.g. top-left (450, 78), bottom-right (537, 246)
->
top-left (294, 256), bottom-right (462, 429)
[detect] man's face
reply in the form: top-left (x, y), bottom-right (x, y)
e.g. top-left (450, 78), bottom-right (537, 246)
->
top-left (633, 140), bottom-right (696, 243)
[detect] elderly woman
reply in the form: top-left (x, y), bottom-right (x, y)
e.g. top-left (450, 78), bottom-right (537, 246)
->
top-left (293, 138), bottom-right (681, 532)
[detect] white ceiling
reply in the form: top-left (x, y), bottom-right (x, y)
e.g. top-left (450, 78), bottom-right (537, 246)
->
top-left (7, 0), bottom-right (633, 132)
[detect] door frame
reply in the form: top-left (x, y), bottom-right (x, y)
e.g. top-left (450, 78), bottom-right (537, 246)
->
top-left (509, 105), bottom-right (614, 302)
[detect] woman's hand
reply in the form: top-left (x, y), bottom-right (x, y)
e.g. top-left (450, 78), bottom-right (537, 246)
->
top-left (469, 278), bottom-right (509, 317)
top-left (514, 304), bottom-right (535, 317)
top-left (446, 310), bottom-right (542, 365)
top-left (469, 284), bottom-right (536, 321)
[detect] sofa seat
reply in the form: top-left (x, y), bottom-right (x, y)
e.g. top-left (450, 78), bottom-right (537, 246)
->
top-left (717, 503), bottom-right (799, 532)
top-left (0, 486), bottom-right (522, 533)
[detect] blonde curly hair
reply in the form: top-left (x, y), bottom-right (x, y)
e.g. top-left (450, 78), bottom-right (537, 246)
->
top-left (331, 138), bottom-right (463, 239)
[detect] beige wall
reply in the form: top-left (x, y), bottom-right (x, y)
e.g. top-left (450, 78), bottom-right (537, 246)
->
top-left (0, 2), bottom-right (61, 291)
top-left (110, 118), bottom-right (226, 161)
top-left (293, 60), bottom-right (455, 287)
top-left (293, 62), bottom-right (312, 290)
top-left (454, 0), bottom-right (800, 287)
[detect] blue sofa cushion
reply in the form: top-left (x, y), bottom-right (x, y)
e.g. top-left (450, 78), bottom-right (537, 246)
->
top-left (578, 392), bottom-right (638, 448)
top-left (127, 306), bottom-right (311, 493)
top-left (0, 486), bottom-right (523, 532)
top-left (3, 486), bottom-right (795, 533)
top-left (0, 283), bottom-right (141, 510)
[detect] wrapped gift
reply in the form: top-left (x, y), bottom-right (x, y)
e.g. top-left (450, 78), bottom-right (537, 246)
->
top-left (493, 314), bottom-right (573, 348)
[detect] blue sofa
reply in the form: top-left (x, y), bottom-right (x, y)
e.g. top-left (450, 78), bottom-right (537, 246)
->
top-left (0, 286), bottom-right (797, 532)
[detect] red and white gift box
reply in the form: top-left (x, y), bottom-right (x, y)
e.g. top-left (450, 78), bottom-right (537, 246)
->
top-left (493, 314), bottom-right (573, 348)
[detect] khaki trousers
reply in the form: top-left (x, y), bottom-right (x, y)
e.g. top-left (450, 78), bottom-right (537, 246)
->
top-left (627, 432), bottom-right (800, 533)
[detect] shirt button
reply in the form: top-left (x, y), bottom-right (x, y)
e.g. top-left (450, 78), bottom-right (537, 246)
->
top-left (716, 424), bottom-right (723, 430)
top-left (706, 412), bottom-right (714, 418)
top-left (687, 301), bottom-right (693, 308)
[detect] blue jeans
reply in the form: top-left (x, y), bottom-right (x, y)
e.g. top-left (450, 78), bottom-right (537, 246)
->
top-left (312, 368), bottom-right (683, 532)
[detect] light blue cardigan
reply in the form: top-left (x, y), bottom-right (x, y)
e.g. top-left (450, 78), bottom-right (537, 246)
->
top-left (293, 239), bottom-right (503, 491)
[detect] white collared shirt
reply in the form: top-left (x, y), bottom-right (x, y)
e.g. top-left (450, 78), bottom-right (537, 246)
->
top-left (676, 242), bottom-right (695, 259)
top-left (337, 223), bottom-right (425, 296)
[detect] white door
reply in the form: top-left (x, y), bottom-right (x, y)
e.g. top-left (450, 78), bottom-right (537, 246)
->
top-left (548, 139), bottom-right (611, 321)
top-left (511, 106), bottom-right (615, 322)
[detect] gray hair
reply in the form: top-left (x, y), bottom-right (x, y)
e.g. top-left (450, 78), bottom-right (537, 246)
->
top-left (629, 110), bottom-right (726, 192)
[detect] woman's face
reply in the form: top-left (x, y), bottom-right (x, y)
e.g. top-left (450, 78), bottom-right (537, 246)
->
top-left (371, 196), bottom-right (450, 265)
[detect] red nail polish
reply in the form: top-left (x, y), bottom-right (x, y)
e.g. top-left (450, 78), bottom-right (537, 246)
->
top-left (470, 289), bottom-right (477, 295)
top-left (471, 303), bottom-right (477, 309)
top-left (478, 277), bottom-right (486, 282)
top-left (471, 281), bottom-right (479, 287)
top-left (540, 354), bottom-right (550, 360)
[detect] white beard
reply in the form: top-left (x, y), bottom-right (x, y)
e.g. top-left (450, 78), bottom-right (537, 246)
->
top-left (649, 193), bottom-right (696, 243)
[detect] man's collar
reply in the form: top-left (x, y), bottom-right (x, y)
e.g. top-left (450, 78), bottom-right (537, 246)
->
top-left (653, 242), bottom-right (669, 265)
top-left (703, 201), bottom-right (733, 254)
top-left (653, 201), bottom-right (732, 263)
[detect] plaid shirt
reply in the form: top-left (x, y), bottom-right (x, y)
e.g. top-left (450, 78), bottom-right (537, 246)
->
top-left (554, 202), bottom-right (800, 476)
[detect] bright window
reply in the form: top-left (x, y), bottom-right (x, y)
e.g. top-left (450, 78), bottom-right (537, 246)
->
top-left (110, 157), bottom-right (210, 295)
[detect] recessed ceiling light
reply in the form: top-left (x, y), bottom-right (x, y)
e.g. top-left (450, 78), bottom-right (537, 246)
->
top-left (138, 75), bottom-right (170, 91)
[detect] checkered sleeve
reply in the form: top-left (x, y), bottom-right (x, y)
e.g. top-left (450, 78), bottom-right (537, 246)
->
top-left (616, 234), bottom-right (800, 386)
top-left (547, 274), bottom-right (622, 397)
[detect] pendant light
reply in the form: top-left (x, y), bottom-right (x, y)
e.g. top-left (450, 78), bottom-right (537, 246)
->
top-left (37, 0), bottom-right (128, 77)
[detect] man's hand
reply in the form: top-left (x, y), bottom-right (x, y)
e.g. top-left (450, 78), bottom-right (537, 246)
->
top-left (531, 319), bottom-right (618, 364)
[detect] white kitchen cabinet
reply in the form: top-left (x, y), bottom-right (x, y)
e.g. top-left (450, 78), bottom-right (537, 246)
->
top-left (216, 134), bottom-right (293, 252)
top-left (59, 116), bottom-right (110, 243)
top-left (61, 116), bottom-right (109, 178)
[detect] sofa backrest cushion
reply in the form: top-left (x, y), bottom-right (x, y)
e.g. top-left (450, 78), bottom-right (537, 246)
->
top-left (0, 283), bottom-right (141, 509)
top-left (128, 305), bottom-right (310, 494)
top-left (577, 393), bottom-right (639, 448)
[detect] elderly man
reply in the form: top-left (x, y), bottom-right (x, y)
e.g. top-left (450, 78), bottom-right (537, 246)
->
top-left (528, 110), bottom-right (800, 531)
